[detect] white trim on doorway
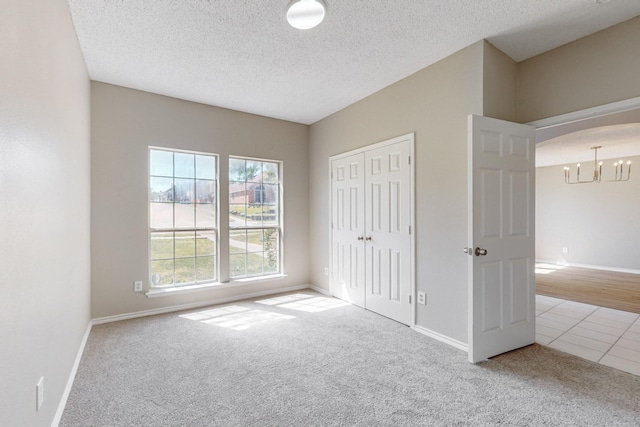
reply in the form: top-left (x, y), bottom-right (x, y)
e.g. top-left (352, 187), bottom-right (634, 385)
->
top-left (527, 96), bottom-right (640, 130)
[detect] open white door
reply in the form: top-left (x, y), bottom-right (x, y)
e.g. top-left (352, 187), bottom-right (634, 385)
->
top-left (468, 115), bottom-right (536, 363)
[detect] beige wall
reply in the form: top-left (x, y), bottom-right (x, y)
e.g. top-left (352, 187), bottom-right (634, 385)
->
top-left (90, 82), bottom-right (309, 319)
top-left (518, 16), bottom-right (640, 123)
top-left (309, 42), bottom-right (484, 343)
top-left (483, 41), bottom-right (518, 122)
top-left (536, 156), bottom-right (640, 271)
top-left (0, 1), bottom-right (91, 426)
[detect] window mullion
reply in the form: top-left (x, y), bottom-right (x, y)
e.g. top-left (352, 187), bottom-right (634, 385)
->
top-left (172, 231), bottom-right (176, 285)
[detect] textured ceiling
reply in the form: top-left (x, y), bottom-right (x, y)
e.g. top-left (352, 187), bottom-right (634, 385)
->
top-left (67, 1), bottom-right (640, 125)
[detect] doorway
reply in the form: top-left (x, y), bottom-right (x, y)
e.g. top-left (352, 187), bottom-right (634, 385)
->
top-left (531, 100), bottom-right (640, 311)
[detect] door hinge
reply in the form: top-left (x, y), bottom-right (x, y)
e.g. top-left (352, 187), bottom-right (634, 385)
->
top-left (408, 225), bottom-right (411, 234)
top-left (409, 295), bottom-right (412, 304)
top-left (408, 156), bottom-right (411, 165)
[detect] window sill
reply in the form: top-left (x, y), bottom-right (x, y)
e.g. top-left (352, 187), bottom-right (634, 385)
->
top-left (145, 274), bottom-right (287, 298)
top-left (229, 273), bottom-right (287, 285)
top-left (146, 282), bottom-right (224, 298)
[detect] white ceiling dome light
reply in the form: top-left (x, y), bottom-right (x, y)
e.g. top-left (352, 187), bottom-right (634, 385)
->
top-left (287, 0), bottom-right (326, 30)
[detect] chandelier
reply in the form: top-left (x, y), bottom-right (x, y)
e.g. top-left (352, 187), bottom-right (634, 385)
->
top-left (563, 146), bottom-right (631, 184)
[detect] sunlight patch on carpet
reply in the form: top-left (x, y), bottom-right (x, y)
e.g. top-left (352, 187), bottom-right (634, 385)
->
top-left (179, 305), bottom-right (295, 330)
top-left (255, 293), bottom-right (315, 305)
top-left (256, 293), bottom-right (351, 312)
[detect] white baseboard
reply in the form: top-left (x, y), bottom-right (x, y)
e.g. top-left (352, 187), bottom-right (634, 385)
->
top-left (566, 263), bottom-right (640, 275)
top-left (308, 285), bottom-right (331, 296)
top-left (91, 284), bottom-right (315, 325)
top-left (413, 325), bottom-right (468, 353)
top-left (52, 321), bottom-right (93, 427)
top-left (536, 259), bottom-right (640, 275)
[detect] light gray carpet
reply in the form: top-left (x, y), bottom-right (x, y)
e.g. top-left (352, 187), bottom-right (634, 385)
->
top-left (61, 291), bottom-right (640, 426)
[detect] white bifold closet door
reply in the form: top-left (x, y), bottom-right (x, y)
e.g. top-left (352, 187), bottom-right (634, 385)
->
top-left (331, 152), bottom-right (366, 308)
top-left (331, 135), bottom-right (413, 325)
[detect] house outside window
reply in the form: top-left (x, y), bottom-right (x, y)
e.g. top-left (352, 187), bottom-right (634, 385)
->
top-left (229, 157), bottom-right (281, 278)
top-left (149, 148), bottom-right (218, 287)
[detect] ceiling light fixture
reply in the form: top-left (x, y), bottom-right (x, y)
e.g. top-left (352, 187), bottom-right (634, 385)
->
top-left (287, 0), bottom-right (326, 30)
top-left (563, 146), bottom-right (631, 184)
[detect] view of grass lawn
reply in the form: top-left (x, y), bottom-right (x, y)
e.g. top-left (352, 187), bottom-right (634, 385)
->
top-left (229, 205), bottom-right (263, 216)
top-left (150, 232), bottom-right (216, 285)
top-left (229, 204), bottom-right (278, 227)
top-left (230, 252), bottom-right (278, 278)
top-left (150, 229), bottom-right (278, 283)
top-left (151, 256), bottom-right (216, 286)
top-left (229, 229), bottom-right (273, 249)
top-left (229, 228), bottom-right (279, 277)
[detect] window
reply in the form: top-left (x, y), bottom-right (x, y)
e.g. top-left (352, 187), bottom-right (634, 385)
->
top-left (229, 157), bottom-right (281, 278)
top-left (149, 148), bottom-right (217, 287)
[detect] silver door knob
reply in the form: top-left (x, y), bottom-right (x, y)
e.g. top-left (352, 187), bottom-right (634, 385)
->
top-left (475, 247), bottom-right (488, 256)
top-left (357, 236), bottom-right (364, 241)
top-left (365, 236), bottom-right (372, 241)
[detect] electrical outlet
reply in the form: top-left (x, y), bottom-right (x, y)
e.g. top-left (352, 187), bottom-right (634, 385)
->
top-left (324, 267), bottom-right (329, 276)
top-left (134, 280), bottom-right (143, 292)
top-left (417, 291), bottom-right (426, 305)
top-left (562, 247), bottom-right (569, 254)
top-left (36, 377), bottom-right (44, 411)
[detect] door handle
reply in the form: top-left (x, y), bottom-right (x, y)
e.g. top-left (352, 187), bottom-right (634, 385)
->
top-left (357, 236), bottom-right (364, 241)
top-left (475, 247), bottom-right (488, 256)
top-left (365, 236), bottom-right (372, 241)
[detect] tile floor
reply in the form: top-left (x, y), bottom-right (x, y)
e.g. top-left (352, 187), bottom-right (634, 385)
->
top-left (536, 294), bottom-right (640, 376)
